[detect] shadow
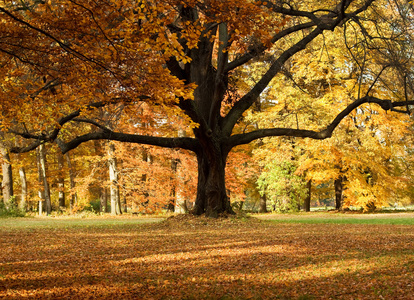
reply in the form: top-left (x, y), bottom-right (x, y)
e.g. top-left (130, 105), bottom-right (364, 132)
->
top-left (1, 222), bottom-right (413, 299)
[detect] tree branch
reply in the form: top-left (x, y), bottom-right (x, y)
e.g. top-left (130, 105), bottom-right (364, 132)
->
top-left (222, 27), bottom-right (323, 136)
top-left (225, 22), bottom-right (314, 72)
top-left (56, 130), bottom-right (199, 154)
top-left (228, 96), bottom-right (414, 148)
top-left (222, 0), bottom-right (375, 137)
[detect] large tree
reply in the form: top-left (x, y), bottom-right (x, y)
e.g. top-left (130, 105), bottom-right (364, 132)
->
top-left (1, 0), bottom-right (413, 217)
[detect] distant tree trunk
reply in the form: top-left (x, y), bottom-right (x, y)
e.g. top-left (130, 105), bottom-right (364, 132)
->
top-left (140, 150), bottom-right (152, 212)
top-left (65, 152), bottom-right (77, 211)
top-left (108, 143), bottom-right (121, 215)
top-left (259, 194), bottom-right (268, 213)
top-left (1, 145), bottom-right (13, 208)
top-left (334, 176), bottom-right (343, 210)
top-left (118, 184), bottom-right (128, 213)
top-left (36, 147), bottom-right (45, 215)
top-left (304, 180), bottom-right (311, 212)
top-left (18, 166), bottom-right (27, 211)
top-left (37, 144), bottom-right (51, 215)
top-left (168, 158), bottom-right (177, 212)
top-left (174, 129), bottom-right (188, 214)
top-left (99, 187), bottom-right (108, 213)
top-left (57, 152), bottom-right (65, 208)
top-left (122, 188), bottom-right (127, 213)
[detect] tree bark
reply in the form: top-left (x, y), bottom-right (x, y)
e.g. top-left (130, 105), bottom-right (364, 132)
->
top-left (108, 143), bottom-right (121, 215)
top-left (334, 176), bottom-right (343, 210)
top-left (57, 151), bottom-right (65, 208)
top-left (1, 145), bottom-right (13, 208)
top-left (36, 145), bottom-right (51, 215)
top-left (18, 166), bottom-right (27, 211)
top-left (122, 188), bottom-right (127, 213)
top-left (38, 144), bottom-right (52, 215)
top-left (174, 128), bottom-right (188, 214)
top-left (304, 179), bottom-right (312, 212)
top-left (65, 152), bottom-right (77, 211)
top-left (191, 143), bottom-right (233, 218)
top-left (99, 187), bottom-right (108, 213)
top-left (259, 194), bottom-right (268, 213)
top-left (168, 158), bottom-right (178, 212)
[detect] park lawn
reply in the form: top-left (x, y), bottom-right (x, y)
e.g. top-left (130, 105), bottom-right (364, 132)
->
top-left (255, 211), bottom-right (414, 225)
top-left (0, 214), bottom-right (413, 299)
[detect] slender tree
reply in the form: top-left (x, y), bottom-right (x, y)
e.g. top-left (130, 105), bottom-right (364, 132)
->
top-left (1, 144), bottom-right (13, 208)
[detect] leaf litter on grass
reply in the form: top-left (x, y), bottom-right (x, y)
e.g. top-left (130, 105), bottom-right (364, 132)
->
top-left (0, 215), bottom-right (413, 299)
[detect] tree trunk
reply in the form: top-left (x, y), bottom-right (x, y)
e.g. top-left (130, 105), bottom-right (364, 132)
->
top-left (259, 193), bottom-right (268, 213)
top-left (304, 179), bottom-right (311, 212)
top-left (36, 148), bottom-right (44, 215)
top-left (108, 143), bottom-right (121, 215)
top-left (174, 128), bottom-right (188, 214)
top-left (122, 189), bottom-right (127, 213)
top-left (1, 146), bottom-right (13, 208)
top-left (174, 158), bottom-right (188, 214)
top-left (65, 152), bottom-right (77, 211)
top-left (191, 146), bottom-right (233, 218)
top-left (99, 187), bottom-right (108, 213)
top-left (57, 151), bottom-right (65, 208)
top-left (38, 144), bottom-right (52, 215)
top-left (168, 158), bottom-right (178, 212)
top-left (18, 167), bottom-right (27, 211)
top-left (334, 176), bottom-right (343, 210)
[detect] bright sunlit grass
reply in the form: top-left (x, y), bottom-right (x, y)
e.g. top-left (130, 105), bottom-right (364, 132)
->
top-left (255, 212), bottom-right (414, 225)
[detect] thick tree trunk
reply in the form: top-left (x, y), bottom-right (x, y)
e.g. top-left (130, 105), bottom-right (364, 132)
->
top-left (334, 176), bottom-right (343, 210)
top-left (191, 146), bottom-right (233, 218)
top-left (1, 146), bottom-right (13, 208)
top-left (259, 194), bottom-right (268, 213)
top-left (304, 179), bottom-right (312, 212)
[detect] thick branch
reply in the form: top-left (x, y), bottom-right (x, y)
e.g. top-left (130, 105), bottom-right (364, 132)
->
top-left (228, 96), bottom-right (414, 148)
top-left (9, 101), bottom-right (123, 153)
top-left (56, 130), bottom-right (199, 154)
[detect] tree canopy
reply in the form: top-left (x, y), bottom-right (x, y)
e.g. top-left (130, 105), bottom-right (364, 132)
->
top-left (1, 0), bottom-right (414, 216)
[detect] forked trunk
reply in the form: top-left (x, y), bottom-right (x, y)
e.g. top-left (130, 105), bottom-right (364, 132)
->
top-left (191, 146), bottom-right (234, 218)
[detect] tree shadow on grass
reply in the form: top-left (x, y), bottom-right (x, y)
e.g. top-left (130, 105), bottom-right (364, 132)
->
top-left (0, 222), bottom-right (413, 299)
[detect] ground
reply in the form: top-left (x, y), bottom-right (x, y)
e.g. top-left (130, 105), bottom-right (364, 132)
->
top-left (0, 213), bottom-right (413, 299)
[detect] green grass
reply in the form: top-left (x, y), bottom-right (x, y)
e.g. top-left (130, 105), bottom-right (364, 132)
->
top-left (255, 212), bottom-right (414, 225)
top-left (0, 215), bottom-right (164, 230)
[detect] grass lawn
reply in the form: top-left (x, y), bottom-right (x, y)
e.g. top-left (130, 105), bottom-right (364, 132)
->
top-left (255, 211), bottom-right (414, 225)
top-left (0, 213), bottom-right (413, 299)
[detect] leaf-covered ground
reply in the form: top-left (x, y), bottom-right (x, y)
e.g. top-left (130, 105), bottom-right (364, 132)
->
top-left (0, 214), bottom-right (413, 299)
